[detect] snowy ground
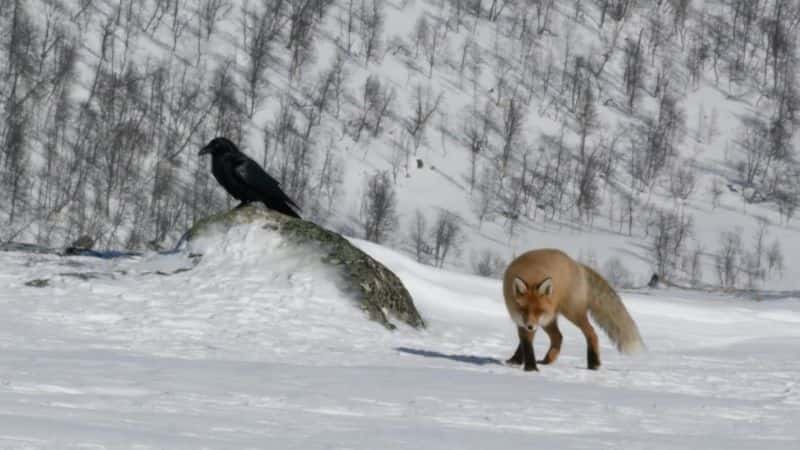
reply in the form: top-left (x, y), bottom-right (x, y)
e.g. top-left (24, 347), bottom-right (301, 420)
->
top-left (0, 225), bottom-right (799, 449)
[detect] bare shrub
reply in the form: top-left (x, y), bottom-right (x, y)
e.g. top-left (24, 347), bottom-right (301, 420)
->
top-left (602, 257), bottom-right (633, 289)
top-left (668, 163), bottom-right (697, 201)
top-left (472, 249), bottom-right (506, 278)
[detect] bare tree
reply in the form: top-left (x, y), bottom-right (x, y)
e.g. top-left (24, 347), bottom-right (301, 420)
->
top-left (2, 111), bottom-right (30, 225)
top-left (618, 191), bottom-right (636, 236)
top-left (406, 84), bottom-right (444, 152)
top-left (411, 15), bottom-right (429, 59)
top-left (623, 29), bottom-right (645, 111)
top-left (611, 0), bottom-right (635, 21)
top-left (487, 0), bottom-right (511, 21)
top-left (668, 163), bottom-right (697, 202)
top-left (409, 209), bottom-right (432, 264)
top-left (420, 17), bottom-right (448, 78)
top-left (710, 178), bottom-right (724, 209)
top-left (737, 117), bottom-right (771, 188)
top-left (766, 239), bottom-right (784, 278)
top-left (688, 245), bottom-right (704, 287)
top-left (446, 0), bottom-right (468, 32)
top-left (575, 145), bottom-right (604, 223)
top-left (473, 164), bottom-right (499, 229)
top-left (686, 27), bottom-right (707, 89)
top-left (308, 139), bottom-right (344, 223)
top-left (498, 164), bottom-right (526, 237)
top-left (167, 0), bottom-right (190, 53)
top-left (359, 0), bottom-right (384, 65)
top-left (209, 63), bottom-right (245, 144)
top-left (287, 0), bottom-right (325, 79)
top-left (361, 171), bottom-right (398, 244)
top-left (500, 97), bottom-right (524, 171)
top-left (463, 104), bottom-right (490, 191)
top-left (2, 0), bottom-right (38, 225)
top-left (353, 75), bottom-right (395, 140)
top-left (630, 93), bottom-right (685, 189)
top-left (575, 80), bottom-right (598, 163)
top-left (430, 209), bottom-right (462, 268)
top-left (741, 218), bottom-right (770, 289)
top-left (715, 229), bottom-right (743, 289)
top-left (775, 187), bottom-right (798, 224)
top-left (199, 0), bottom-right (231, 39)
top-left (272, 127), bottom-right (315, 208)
top-left (339, 0), bottom-right (357, 54)
top-left (534, 0), bottom-right (556, 34)
top-left (241, 1), bottom-right (285, 116)
top-left (649, 209), bottom-right (694, 280)
top-left (312, 52), bottom-right (345, 120)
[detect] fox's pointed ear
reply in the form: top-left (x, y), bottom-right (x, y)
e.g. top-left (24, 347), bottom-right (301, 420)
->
top-left (538, 277), bottom-right (553, 296)
top-left (513, 277), bottom-right (528, 296)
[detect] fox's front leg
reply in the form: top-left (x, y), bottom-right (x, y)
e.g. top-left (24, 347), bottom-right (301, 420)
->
top-left (539, 319), bottom-right (563, 365)
top-left (506, 341), bottom-right (524, 366)
top-left (508, 327), bottom-right (538, 371)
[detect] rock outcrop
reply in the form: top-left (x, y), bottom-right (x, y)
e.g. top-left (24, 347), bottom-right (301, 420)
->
top-left (184, 206), bottom-right (425, 330)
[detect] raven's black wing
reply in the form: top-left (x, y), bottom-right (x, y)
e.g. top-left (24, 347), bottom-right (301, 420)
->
top-left (213, 152), bottom-right (254, 201)
top-left (230, 154), bottom-right (301, 218)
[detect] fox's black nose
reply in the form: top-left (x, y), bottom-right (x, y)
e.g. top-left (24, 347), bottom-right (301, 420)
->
top-left (526, 325), bottom-right (534, 331)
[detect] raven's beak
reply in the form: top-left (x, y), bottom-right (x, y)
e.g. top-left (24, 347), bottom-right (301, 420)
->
top-left (198, 145), bottom-right (211, 156)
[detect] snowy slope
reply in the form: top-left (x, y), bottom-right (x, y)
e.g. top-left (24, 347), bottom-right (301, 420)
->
top-left (3, 0), bottom-right (799, 292)
top-left (1, 226), bottom-right (798, 449)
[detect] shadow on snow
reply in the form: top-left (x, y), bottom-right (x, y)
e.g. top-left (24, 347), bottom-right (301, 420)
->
top-left (395, 347), bottom-right (504, 367)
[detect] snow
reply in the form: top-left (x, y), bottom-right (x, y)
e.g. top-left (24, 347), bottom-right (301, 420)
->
top-left (1, 224), bottom-right (799, 449)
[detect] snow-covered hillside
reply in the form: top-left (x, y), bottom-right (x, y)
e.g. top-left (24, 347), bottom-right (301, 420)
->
top-left (1, 0), bottom-right (799, 292)
top-left (0, 225), bottom-right (798, 448)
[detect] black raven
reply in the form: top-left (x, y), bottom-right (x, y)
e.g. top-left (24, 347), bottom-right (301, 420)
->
top-left (198, 137), bottom-right (301, 219)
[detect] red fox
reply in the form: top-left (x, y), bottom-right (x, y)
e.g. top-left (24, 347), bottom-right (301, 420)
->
top-left (503, 249), bottom-right (643, 371)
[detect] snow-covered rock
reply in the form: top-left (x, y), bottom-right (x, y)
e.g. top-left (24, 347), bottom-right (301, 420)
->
top-left (185, 205), bottom-right (425, 330)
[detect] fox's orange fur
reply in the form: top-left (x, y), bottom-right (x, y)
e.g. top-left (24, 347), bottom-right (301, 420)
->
top-left (503, 249), bottom-right (643, 371)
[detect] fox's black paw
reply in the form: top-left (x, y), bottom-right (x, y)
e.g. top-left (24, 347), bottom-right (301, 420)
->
top-left (506, 356), bottom-right (523, 366)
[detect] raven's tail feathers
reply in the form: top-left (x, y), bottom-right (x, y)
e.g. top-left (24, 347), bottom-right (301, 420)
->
top-left (265, 199), bottom-right (301, 219)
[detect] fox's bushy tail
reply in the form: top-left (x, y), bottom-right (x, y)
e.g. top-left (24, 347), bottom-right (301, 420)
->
top-left (582, 265), bottom-right (644, 354)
